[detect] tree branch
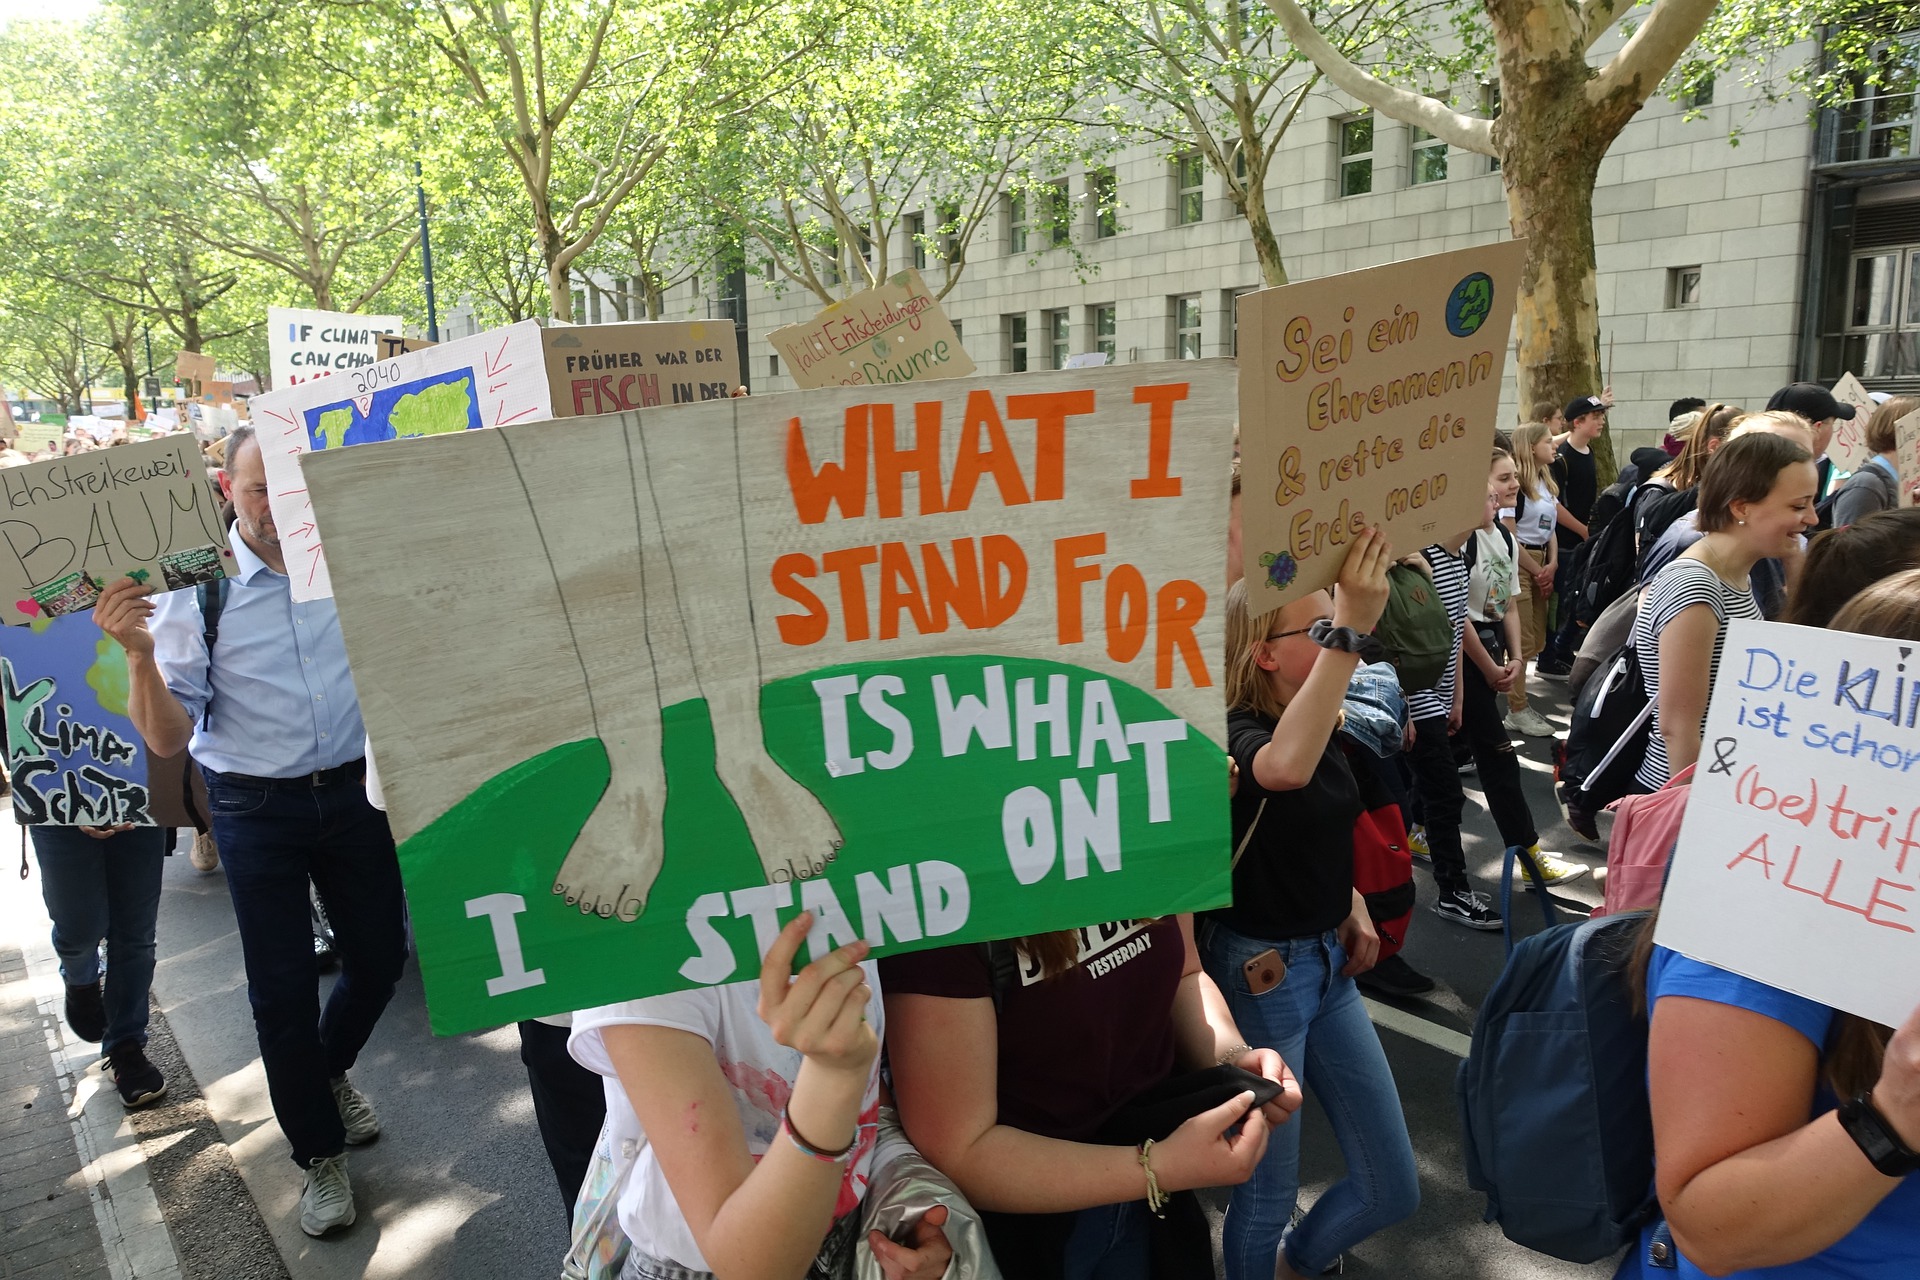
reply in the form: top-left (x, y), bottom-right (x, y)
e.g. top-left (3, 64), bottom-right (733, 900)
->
top-left (1587, 0), bottom-right (1720, 124)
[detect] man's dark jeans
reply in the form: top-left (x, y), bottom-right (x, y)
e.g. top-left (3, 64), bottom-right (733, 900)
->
top-left (1408, 671), bottom-right (1541, 896)
top-left (204, 767), bottom-right (407, 1167)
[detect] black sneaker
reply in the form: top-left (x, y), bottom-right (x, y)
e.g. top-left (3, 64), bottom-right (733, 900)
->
top-left (1355, 953), bottom-right (1437, 998)
top-left (1433, 887), bottom-right (1503, 931)
top-left (65, 980), bottom-right (106, 1043)
top-left (1534, 655), bottom-right (1572, 679)
top-left (105, 1041), bottom-right (166, 1108)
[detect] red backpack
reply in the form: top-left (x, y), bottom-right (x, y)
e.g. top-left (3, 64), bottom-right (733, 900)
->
top-left (1344, 744), bottom-right (1416, 959)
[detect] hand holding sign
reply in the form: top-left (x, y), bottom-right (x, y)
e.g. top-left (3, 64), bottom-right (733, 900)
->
top-left (756, 912), bottom-right (876, 1080)
top-left (1331, 527), bottom-right (1393, 633)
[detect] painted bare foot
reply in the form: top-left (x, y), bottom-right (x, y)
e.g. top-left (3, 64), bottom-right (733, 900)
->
top-left (550, 761), bottom-right (667, 922)
top-left (718, 754), bottom-right (844, 883)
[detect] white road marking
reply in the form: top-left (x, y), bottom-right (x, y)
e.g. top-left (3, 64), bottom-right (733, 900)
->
top-left (1364, 996), bottom-right (1473, 1058)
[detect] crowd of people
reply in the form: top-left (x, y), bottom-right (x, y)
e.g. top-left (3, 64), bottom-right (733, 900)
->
top-left (18, 377), bottom-right (1919, 1279)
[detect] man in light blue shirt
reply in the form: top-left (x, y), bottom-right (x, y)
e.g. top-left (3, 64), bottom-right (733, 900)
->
top-left (93, 426), bottom-right (405, 1240)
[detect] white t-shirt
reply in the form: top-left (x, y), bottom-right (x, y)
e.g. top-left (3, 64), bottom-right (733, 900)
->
top-left (1512, 481), bottom-right (1559, 548)
top-left (569, 969), bottom-right (884, 1271)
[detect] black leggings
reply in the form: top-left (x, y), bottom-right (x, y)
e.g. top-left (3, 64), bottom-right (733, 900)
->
top-left (1407, 654), bottom-right (1541, 894)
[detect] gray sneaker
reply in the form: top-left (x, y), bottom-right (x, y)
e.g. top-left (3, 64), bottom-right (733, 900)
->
top-left (300, 1153), bottom-right (356, 1237)
top-left (1507, 706), bottom-right (1555, 737)
top-left (330, 1075), bottom-right (381, 1145)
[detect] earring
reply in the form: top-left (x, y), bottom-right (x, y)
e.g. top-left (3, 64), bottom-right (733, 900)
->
top-left (1737, 519), bottom-right (1746, 525)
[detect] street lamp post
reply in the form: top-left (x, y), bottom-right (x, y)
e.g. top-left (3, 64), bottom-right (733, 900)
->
top-left (416, 160), bottom-right (439, 341)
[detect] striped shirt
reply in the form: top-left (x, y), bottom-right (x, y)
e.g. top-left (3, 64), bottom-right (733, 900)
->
top-left (1632, 556), bottom-right (1760, 789)
top-left (1406, 544), bottom-right (1471, 723)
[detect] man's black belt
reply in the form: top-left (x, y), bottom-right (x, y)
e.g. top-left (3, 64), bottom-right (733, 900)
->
top-left (201, 759), bottom-right (367, 790)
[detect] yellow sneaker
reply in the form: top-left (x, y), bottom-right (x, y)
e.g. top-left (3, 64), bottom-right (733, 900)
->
top-left (1519, 845), bottom-right (1589, 888)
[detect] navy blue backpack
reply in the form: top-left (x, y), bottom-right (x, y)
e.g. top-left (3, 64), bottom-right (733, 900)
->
top-left (1457, 855), bottom-right (1660, 1264)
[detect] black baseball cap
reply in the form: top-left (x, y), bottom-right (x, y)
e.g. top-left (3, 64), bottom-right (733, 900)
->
top-left (1564, 395), bottom-right (1607, 421)
top-left (1765, 382), bottom-right (1855, 421)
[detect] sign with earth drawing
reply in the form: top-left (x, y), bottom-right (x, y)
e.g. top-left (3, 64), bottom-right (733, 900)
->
top-left (250, 319), bottom-right (553, 602)
top-left (299, 362), bottom-right (1236, 1034)
top-left (1236, 239), bottom-right (1528, 611)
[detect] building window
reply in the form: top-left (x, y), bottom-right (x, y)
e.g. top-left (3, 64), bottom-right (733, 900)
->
top-left (1090, 168), bottom-right (1118, 239)
top-left (770, 354), bottom-right (780, 377)
top-left (1173, 295), bottom-right (1201, 360)
top-left (939, 202), bottom-right (961, 262)
top-left (952, 319), bottom-right (963, 343)
top-left (1839, 246), bottom-right (1920, 378)
top-left (1045, 309), bottom-right (1070, 369)
top-left (763, 258), bottom-right (776, 282)
top-left (1042, 179), bottom-right (1072, 247)
top-left (1227, 287), bottom-right (1258, 356)
top-left (1007, 314), bottom-right (1028, 372)
top-left (1482, 82), bottom-right (1502, 173)
top-left (907, 213), bottom-right (926, 270)
top-left (1174, 152), bottom-right (1205, 225)
top-left (1667, 266), bottom-right (1703, 309)
top-left (1410, 127), bottom-right (1447, 185)
top-left (1832, 41), bottom-right (1919, 163)
top-left (1008, 192), bottom-right (1028, 254)
top-left (1094, 304), bottom-right (1117, 361)
top-left (1338, 115), bottom-right (1373, 196)
top-left (1683, 74), bottom-right (1715, 109)
top-left (570, 287), bottom-right (586, 321)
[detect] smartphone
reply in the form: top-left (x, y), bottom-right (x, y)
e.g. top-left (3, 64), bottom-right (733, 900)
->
top-left (1243, 948), bottom-right (1286, 995)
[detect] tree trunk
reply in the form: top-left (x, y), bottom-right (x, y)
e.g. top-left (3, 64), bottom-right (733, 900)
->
top-left (1236, 172), bottom-right (1289, 288)
top-left (1498, 69), bottom-right (1617, 482)
top-left (119, 351), bottom-right (140, 419)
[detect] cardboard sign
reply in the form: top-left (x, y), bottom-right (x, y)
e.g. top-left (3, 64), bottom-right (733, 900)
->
top-left (300, 362), bottom-right (1236, 1034)
top-left (375, 333), bottom-right (437, 360)
top-left (252, 319), bottom-right (553, 601)
top-left (768, 269), bottom-right (975, 389)
top-left (0, 612), bottom-right (202, 826)
top-left (1064, 353), bottom-right (1109, 370)
top-left (1656, 620), bottom-right (1920, 1030)
top-left (1237, 240), bottom-right (1527, 610)
top-left (1896, 407), bottom-right (1920, 508)
top-left (0, 434), bottom-right (233, 624)
top-left (1825, 373), bottom-right (1879, 478)
top-left (175, 351), bottom-right (214, 400)
top-left (268, 306), bottom-right (402, 390)
top-left (208, 380), bottom-right (236, 408)
top-left (543, 321), bottom-right (743, 416)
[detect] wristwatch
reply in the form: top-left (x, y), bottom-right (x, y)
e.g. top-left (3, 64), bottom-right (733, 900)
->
top-left (1307, 619), bottom-right (1387, 663)
top-left (1838, 1092), bottom-right (1920, 1178)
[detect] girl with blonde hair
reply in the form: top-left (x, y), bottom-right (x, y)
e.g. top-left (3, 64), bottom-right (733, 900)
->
top-left (1503, 423), bottom-right (1559, 736)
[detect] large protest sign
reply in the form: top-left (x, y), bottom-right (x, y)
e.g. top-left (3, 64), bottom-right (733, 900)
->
top-left (0, 435), bottom-right (233, 624)
top-left (0, 612), bottom-right (201, 826)
top-left (1823, 373), bottom-right (1878, 478)
top-left (1656, 620), bottom-right (1920, 1030)
top-left (543, 320), bottom-right (743, 415)
top-left (252, 319), bottom-right (552, 600)
top-left (302, 362), bottom-right (1235, 1034)
top-left (268, 306), bottom-right (402, 390)
top-left (1237, 240), bottom-right (1527, 610)
top-left (769, 269), bottom-right (975, 389)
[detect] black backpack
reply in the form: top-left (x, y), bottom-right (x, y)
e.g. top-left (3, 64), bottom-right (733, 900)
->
top-left (1569, 482), bottom-right (1652, 633)
top-left (1559, 624), bottom-right (1654, 814)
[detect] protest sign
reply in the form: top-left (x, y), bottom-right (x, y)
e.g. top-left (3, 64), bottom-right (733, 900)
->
top-left (301, 361), bottom-right (1235, 1034)
top-left (543, 320), bottom-right (743, 415)
top-left (0, 612), bottom-right (202, 826)
top-left (252, 319), bottom-right (552, 600)
top-left (0, 434), bottom-right (233, 624)
top-left (0, 384), bottom-right (15, 435)
top-left (1825, 373), bottom-right (1879, 478)
top-left (268, 306), bottom-right (402, 390)
top-left (208, 380), bottom-right (235, 408)
top-left (1896, 406), bottom-right (1919, 508)
top-left (769, 269), bottom-right (975, 389)
top-left (1237, 240), bottom-right (1527, 611)
top-left (174, 351), bottom-right (214, 401)
top-left (375, 333), bottom-right (436, 360)
top-left (1064, 353), bottom-right (1109, 370)
top-left (1656, 620), bottom-right (1920, 1030)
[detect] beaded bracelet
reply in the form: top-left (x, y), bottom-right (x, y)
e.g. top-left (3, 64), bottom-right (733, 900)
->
top-left (1215, 1042), bottom-right (1253, 1067)
top-left (780, 1103), bottom-right (855, 1164)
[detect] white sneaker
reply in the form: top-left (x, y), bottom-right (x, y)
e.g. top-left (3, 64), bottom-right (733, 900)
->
top-left (300, 1153), bottom-right (356, 1237)
top-left (1518, 847), bottom-right (1591, 889)
top-left (1507, 706), bottom-right (1555, 737)
top-left (189, 831), bottom-right (219, 872)
top-left (331, 1075), bottom-right (381, 1145)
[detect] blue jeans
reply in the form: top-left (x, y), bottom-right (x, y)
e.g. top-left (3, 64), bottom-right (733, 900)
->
top-left (1063, 1199), bottom-right (1152, 1280)
top-left (203, 767), bottom-right (407, 1167)
top-left (1198, 922), bottom-right (1419, 1279)
top-left (31, 825), bottom-right (166, 1052)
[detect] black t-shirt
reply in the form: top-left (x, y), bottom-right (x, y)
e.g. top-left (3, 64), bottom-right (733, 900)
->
top-left (1553, 442), bottom-right (1598, 547)
top-left (878, 919), bottom-right (1182, 1142)
top-left (1208, 707), bottom-right (1360, 940)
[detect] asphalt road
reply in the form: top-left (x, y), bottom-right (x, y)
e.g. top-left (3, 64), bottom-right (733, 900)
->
top-left (2, 673), bottom-right (1616, 1279)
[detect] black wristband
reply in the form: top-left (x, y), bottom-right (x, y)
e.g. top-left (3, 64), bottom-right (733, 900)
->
top-left (1838, 1092), bottom-right (1920, 1178)
top-left (1308, 619), bottom-right (1386, 664)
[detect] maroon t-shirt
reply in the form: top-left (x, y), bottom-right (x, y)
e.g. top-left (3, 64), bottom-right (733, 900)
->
top-left (880, 919), bottom-right (1183, 1143)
